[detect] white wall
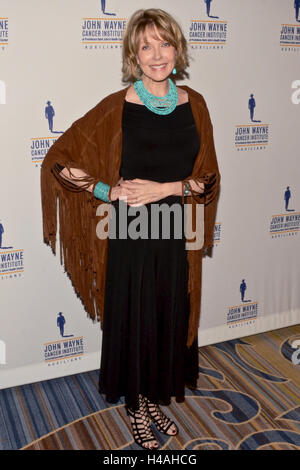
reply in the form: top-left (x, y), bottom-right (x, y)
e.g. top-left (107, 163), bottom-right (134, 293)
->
top-left (0, 0), bottom-right (299, 388)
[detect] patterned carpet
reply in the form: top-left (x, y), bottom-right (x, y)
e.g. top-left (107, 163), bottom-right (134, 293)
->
top-left (1, 324), bottom-right (300, 450)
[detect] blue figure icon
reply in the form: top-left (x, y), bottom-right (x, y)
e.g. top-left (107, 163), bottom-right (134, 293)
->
top-left (101, 0), bottom-right (116, 16)
top-left (57, 312), bottom-right (66, 337)
top-left (240, 279), bottom-right (247, 302)
top-left (45, 101), bottom-right (64, 134)
top-left (0, 222), bottom-right (3, 248)
top-left (295, 0), bottom-right (300, 21)
top-left (45, 101), bottom-right (55, 132)
top-left (285, 186), bottom-right (291, 210)
top-left (248, 94), bottom-right (255, 121)
top-left (248, 94), bottom-right (261, 123)
top-left (204, 0), bottom-right (219, 19)
top-left (0, 221), bottom-right (13, 250)
top-left (284, 186), bottom-right (295, 212)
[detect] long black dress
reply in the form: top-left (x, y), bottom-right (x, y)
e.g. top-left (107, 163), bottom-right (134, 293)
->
top-left (98, 100), bottom-right (200, 411)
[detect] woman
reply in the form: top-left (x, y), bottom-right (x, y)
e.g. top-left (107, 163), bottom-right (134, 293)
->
top-left (41, 8), bottom-right (220, 450)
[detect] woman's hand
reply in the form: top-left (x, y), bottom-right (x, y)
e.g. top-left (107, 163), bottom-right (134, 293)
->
top-left (118, 178), bottom-right (168, 206)
top-left (110, 177), bottom-right (140, 202)
top-left (109, 177), bottom-right (126, 201)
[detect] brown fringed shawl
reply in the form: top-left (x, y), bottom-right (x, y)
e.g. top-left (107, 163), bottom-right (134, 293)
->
top-left (41, 85), bottom-right (220, 348)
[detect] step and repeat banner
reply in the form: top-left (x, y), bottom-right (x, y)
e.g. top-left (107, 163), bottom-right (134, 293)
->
top-left (0, 0), bottom-right (299, 388)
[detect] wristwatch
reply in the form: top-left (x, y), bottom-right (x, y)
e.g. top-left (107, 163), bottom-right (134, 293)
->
top-left (183, 181), bottom-right (191, 196)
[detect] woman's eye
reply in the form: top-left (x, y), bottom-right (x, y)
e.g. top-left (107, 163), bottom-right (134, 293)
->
top-left (141, 45), bottom-right (149, 50)
top-left (162, 42), bottom-right (170, 47)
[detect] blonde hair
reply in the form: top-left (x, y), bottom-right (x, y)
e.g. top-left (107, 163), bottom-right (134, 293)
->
top-left (122, 8), bottom-right (189, 84)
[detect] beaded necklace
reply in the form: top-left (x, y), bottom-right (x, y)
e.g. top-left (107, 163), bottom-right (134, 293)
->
top-left (133, 78), bottom-right (178, 115)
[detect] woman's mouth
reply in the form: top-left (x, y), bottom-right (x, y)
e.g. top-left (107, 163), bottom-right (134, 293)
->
top-left (150, 64), bottom-right (167, 70)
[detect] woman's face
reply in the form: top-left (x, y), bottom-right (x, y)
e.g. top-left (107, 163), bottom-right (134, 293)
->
top-left (136, 25), bottom-right (176, 83)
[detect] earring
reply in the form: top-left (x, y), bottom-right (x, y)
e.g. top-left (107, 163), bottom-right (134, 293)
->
top-left (137, 64), bottom-right (142, 76)
top-left (172, 67), bottom-right (177, 75)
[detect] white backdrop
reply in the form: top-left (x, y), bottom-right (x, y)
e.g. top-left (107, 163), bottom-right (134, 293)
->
top-left (0, 0), bottom-right (299, 389)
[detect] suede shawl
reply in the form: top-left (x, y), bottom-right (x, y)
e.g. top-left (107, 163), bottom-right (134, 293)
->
top-left (40, 85), bottom-right (221, 348)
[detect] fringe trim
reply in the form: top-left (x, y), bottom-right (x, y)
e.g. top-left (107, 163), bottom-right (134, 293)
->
top-left (52, 162), bottom-right (99, 193)
top-left (41, 163), bottom-right (108, 326)
top-left (181, 173), bottom-right (220, 348)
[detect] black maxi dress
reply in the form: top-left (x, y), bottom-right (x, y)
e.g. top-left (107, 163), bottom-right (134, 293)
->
top-left (98, 100), bottom-right (200, 411)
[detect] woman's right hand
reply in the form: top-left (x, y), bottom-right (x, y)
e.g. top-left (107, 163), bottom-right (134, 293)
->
top-left (110, 177), bottom-right (134, 202)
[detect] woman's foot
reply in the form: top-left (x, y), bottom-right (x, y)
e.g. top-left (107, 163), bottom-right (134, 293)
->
top-left (126, 395), bottom-right (159, 450)
top-left (145, 397), bottom-right (179, 436)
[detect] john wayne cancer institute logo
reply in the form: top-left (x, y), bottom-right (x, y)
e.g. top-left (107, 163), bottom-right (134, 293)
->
top-left (189, 1), bottom-right (227, 50)
top-left (235, 94), bottom-right (269, 152)
top-left (280, 0), bottom-right (300, 51)
top-left (0, 17), bottom-right (8, 51)
top-left (30, 100), bottom-right (64, 167)
top-left (269, 186), bottom-right (299, 239)
top-left (82, 1), bottom-right (126, 49)
top-left (227, 279), bottom-right (258, 328)
top-left (43, 312), bottom-right (84, 366)
top-left (213, 222), bottom-right (222, 246)
top-left (0, 221), bottom-right (24, 280)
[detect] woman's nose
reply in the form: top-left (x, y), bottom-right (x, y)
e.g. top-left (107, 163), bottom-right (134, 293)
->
top-left (152, 46), bottom-right (162, 60)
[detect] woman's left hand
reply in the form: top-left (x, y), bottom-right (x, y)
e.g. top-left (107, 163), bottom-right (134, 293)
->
top-left (119, 178), bottom-right (167, 206)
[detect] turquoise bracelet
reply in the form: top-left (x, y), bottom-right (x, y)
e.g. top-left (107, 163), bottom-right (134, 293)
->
top-left (94, 181), bottom-right (111, 203)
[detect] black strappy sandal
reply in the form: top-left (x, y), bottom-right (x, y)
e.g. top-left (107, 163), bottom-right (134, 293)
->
top-left (144, 397), bottom-right (179, 436)
top-left (125, 394), bottom-right (159, 450)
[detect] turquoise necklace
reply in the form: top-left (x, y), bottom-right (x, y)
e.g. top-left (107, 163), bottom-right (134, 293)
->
top-left (134, 78), bottom-right (178, 115)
